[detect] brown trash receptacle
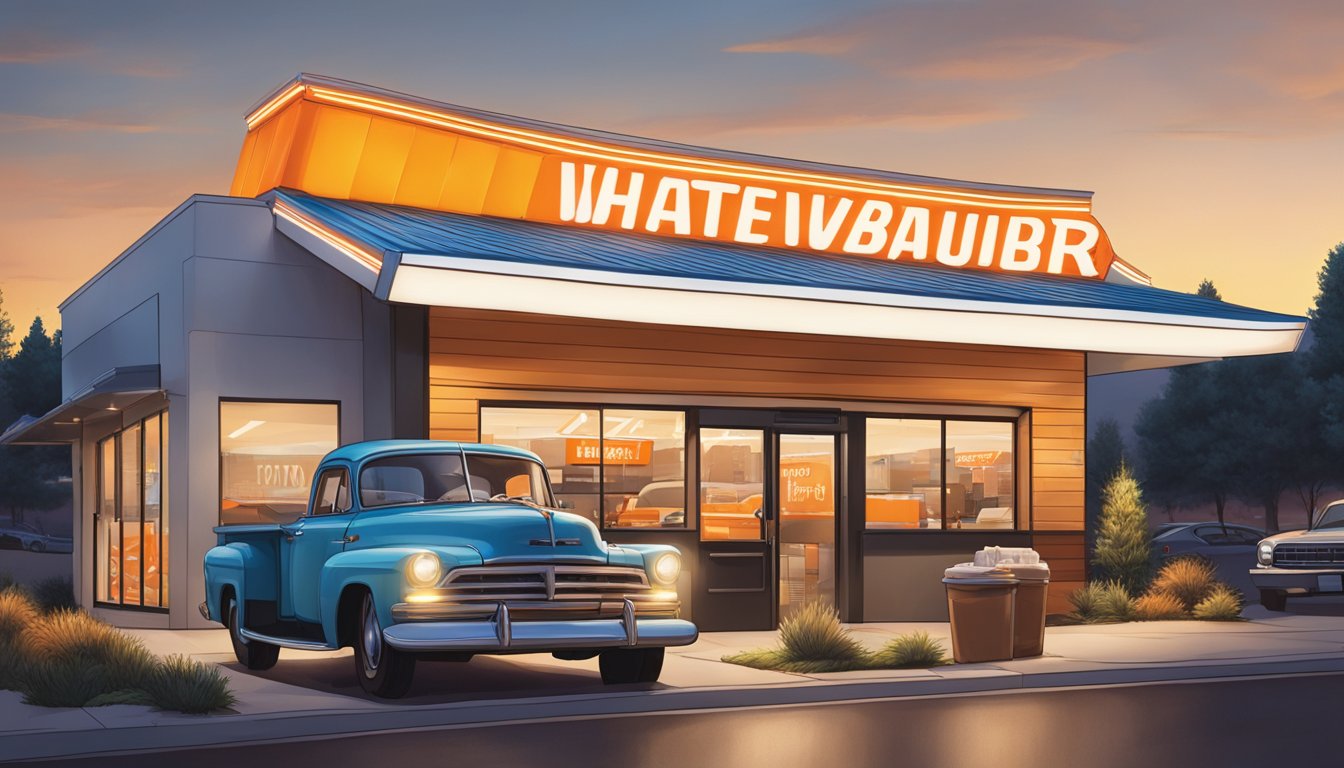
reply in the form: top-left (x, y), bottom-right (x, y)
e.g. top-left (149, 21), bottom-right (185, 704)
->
top-left (943, 571), bottom-right (1019, 664)
top-left (1002, 562), bottom-right (1050, 658)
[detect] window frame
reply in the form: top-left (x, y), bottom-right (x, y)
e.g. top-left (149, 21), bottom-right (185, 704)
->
top-left (309, 467), bottom-right (352, 516)
top-left (479, 402), bottom-right (691, 533)
top-left (217, 397), bottom-right (341, 527)
top-left (861, 413), bottom-right (1020, 533)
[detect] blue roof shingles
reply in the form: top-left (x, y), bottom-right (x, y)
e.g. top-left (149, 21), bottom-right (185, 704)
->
top-left (274, 189), bottom-right (1303, 325)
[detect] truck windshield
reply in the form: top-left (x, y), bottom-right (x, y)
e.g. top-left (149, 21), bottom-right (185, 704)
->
top-left (359, 452), bottom-right (554, 509)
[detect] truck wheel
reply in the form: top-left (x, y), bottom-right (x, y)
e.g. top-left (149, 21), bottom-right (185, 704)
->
top-left (1259, 589), bottom-right (1288, 612)
top-left (599, 647), bottom-right (664, 684)
top-left (354, 591), bottom-right (415, 698)
top-left (227, 597), bottom-right (280, 670)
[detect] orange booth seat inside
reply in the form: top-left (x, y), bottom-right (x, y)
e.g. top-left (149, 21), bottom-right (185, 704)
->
top-left (866, 495), bottom-right (925, 528)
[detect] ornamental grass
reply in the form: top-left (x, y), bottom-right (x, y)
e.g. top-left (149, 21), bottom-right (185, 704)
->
top-left (1132, 591), bottom-right (1186, 621)
top-left (1192, 586), bottom-right (1244, 621)
top-left (872, 631), bottom-right (949, 668)
top-left (1149, 557), bottom-right (1219, 612)
top-left (141, 655), bottom-right (236, 714)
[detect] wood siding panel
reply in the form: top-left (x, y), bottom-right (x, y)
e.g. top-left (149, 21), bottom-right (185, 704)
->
top-left (428, 307), bottom-right (1086, 536)
top-left (1035, 534), bottom-right (1087, 613)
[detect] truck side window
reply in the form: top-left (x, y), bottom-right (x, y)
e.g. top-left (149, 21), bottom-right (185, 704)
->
top-left (312, 469), bottom-right (350, 516)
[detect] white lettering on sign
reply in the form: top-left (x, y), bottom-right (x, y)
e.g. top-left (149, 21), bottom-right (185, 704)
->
top-left (557, 161), bottom-right (1104, 277)
top-left (256, 464), bottom-right (307, 488)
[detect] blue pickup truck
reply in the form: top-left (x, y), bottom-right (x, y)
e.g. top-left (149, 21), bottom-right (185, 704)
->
top-left (202, 440), bottom-right (696, 698)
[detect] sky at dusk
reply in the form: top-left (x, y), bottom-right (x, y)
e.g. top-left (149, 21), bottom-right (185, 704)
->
top-left (1, 0), bottom-right (1341, 330)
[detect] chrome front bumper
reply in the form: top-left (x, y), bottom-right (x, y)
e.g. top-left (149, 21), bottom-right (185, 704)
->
top-left (382, 599), bottom-right (698, 652)
top-left (1250, 566), bottom-right (1344, 593)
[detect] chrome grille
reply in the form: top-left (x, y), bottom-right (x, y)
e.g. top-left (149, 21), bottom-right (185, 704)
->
top-left (437, 565), bottom-right (650, 601)
top-left (1273, 544), bottom-right (1344, 567)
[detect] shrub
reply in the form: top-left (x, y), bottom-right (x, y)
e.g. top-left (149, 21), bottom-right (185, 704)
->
top-left (1092, 465), bottom-right (1151, 594)
top-left (723, 602), bottom-right (868, 673)
top-left (21, 657), bottom-right (117, 707)
top-left (0, 590), bottom-right (39, 690)
top-left (24, 610), bottom-right (157, 692)
top-left (143, 655), bottom-right (236, 714)
top-left (777, 602), bottom-right (866, 664)
top-left (1069, 582), bottom-right (1105, 621)
top-left (1133, 591), bottom-right (1186, 621)
top-left (28, 577), bottom-right (76, 614)
top-left (873, 631), bottom-right (948, 668)
top-left (1193, 586), bottom-right (1244, 621)
top-left (1151, 557), bottom-right (1218, 612)
top-left (1092, 581), bottom-right (1136, 622)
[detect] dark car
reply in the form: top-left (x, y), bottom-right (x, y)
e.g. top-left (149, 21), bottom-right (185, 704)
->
top-left (0, 522), bottom-right (73, 554)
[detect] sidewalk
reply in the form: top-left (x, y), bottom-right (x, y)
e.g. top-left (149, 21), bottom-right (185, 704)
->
top-left (4, 606), bottom-right (1344, 762)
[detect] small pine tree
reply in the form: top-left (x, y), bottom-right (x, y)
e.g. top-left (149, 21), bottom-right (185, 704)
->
top-left (1093, 463), bottom-right (1151, 594)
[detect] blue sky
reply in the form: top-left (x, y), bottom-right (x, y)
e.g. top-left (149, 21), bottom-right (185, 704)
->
top-left (1, 0), bottom-right (1342, 328)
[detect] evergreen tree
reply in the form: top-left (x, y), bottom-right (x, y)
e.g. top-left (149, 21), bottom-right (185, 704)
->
top-left (1093, 464), bottom-right (1151, 594)
top-left (1307, 243), bottom-right (1344, 485)
top-left (0, 288), bottom-right (13, 362)
top-left (0, 317), bottom-right (66, 524)
top-left (1196, 279), bottom-right (1222, 301)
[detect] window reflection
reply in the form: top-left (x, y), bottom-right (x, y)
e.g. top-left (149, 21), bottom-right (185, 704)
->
top-left (219, 401), bottom-right (339, 526)
top-left (865, 418), bottom-right (1015, 530)
top-left (95, 411), bottom-right (168, 609)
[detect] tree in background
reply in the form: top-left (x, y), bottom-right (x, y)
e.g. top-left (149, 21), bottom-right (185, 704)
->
top-left (0, 288), bottom-right (13, 362)
top-left (0, 317), bottom-right (67, 525)
top-left (1135, 281), bottom-right (1238, 526)
top-left (1093, 464), bottom-right (1151, 594)
top-left (1196, 279), bottom-right (1222, 301)
top-left (1210, 354), bottom-right (1300, 533)
top-left (1307, 242), bottom-right (1344, 493)
top-left (1085, 418), bottom-right (1126, 552)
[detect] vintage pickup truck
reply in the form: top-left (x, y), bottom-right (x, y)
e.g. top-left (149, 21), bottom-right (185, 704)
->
top-left (1252, 498), bottom-right (1344, 611)
top-left (201, 440), bottom-right (696, 698)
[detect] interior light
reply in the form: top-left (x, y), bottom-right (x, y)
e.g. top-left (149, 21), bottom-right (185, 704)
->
top-left (227, 420), bottom-right (266, 440)
top-left (558, 411), bottom-right (589, 435)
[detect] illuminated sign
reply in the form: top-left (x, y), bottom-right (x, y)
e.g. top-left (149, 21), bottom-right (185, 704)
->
top-left (954, 451), bottom-right (1005, 468)
top-left (565, 438), bottom-right (652, 466)
top-left (233, 77), bottom-right (1119, 280)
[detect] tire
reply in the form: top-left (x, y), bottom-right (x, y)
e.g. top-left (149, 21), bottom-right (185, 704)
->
top-left (27, 541), bottom-right (45, 553)
top-left (1259, 589), bottom-right (1288, 612)
top-left (227, 596), bottom-right (280, 670)
top-left (354, 591), bottom-right (416, 698)
top-left (598, 647), bottom-right (665, 684)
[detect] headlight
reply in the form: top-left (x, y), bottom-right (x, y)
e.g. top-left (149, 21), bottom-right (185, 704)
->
top-left (406, 552), bottom-right (442, 588)
top-left (1258, 542), bottom-right (1274, 566)
top-left (651, 552), bottom-right (681, 585)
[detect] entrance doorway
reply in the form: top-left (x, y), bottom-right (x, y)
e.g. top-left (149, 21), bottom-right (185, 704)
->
top-left (694, 412), bottom-right (841, 631)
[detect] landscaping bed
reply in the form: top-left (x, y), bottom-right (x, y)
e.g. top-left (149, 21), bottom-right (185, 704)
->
top-left (0, 579), bottom-right (234, 713)
top-left (723, 602), bottom-right (949, 673)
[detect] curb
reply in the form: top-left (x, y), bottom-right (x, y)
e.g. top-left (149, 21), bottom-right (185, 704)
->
top-left (5, 655), bottom-right (1344, 762)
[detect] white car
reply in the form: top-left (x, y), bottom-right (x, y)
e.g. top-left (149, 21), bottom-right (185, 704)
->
top-left (1251, 500), bottom-right (1344, 611)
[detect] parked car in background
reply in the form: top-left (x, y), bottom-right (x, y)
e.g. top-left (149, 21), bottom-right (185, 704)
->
top-left (1252, 500), bottom-right (1344, 611)
top-left (203, 440), bottom-right (696, 698)
top-left (1152, 522), bottom-right (1263, 598)
top-left (0, 522), bottom-right (73, 554)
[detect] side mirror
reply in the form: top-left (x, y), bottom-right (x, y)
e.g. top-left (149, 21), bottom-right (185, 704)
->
top-left (557, 499), bottom-right (574, 510)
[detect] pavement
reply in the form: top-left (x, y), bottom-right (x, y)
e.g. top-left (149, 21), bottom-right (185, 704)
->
top-left (4, 605), bottom-right (1344, 763)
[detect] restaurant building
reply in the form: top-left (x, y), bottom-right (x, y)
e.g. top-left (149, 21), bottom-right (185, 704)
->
top-left (1, 75), bottom-right (1305, 630)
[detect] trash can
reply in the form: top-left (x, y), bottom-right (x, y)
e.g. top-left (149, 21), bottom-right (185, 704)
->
top-left (943, 565), bottom-right (1018, 663)
top-left (1001, 562), bottom-right (1050, 658)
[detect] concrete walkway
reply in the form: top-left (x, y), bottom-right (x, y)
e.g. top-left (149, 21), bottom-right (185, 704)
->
top-left (4, 606), bottom-right (1344, 762)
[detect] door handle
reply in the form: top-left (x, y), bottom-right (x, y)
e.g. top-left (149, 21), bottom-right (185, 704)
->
top-left (343, 534), bottom-right (359, 543)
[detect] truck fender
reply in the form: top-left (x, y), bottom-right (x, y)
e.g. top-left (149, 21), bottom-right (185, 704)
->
top-left (319, 545), bottom-right (483, 645)
top-left (203, 542), bottom-right (276, 626)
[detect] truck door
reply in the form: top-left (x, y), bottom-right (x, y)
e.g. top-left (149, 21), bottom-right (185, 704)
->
top-left (281, 465), bottom-right (354, 623)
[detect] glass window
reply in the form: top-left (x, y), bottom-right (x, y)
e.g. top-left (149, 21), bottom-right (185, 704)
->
top-left (865, 419), bottom-right (942, 530)
top-left (360, 453), bottom-right (467, 507)
top-left (602, 410), bottom-right (686, 529)
top-left (865, 417), bottom-right (1016, 531)
top-left (699, 428), bottom-right (765, 541)
top-left (945, 421), bottom-right (1015, 529)
top-left (464, 453), bottom-right (554, 507)
top-left (480, 407), bottom-right (602, 526)
top-left (312, 469), bottom-right (352, 514)
top-left (94, 411), bottom-right (169, 609)
top-left (220, 401), bottom-right (339, 526)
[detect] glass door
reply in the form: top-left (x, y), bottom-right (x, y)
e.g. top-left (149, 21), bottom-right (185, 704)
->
top-left (694, 427), bottom-right (772, 631)
top-left (777, 433), bottom-right (838, 624)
